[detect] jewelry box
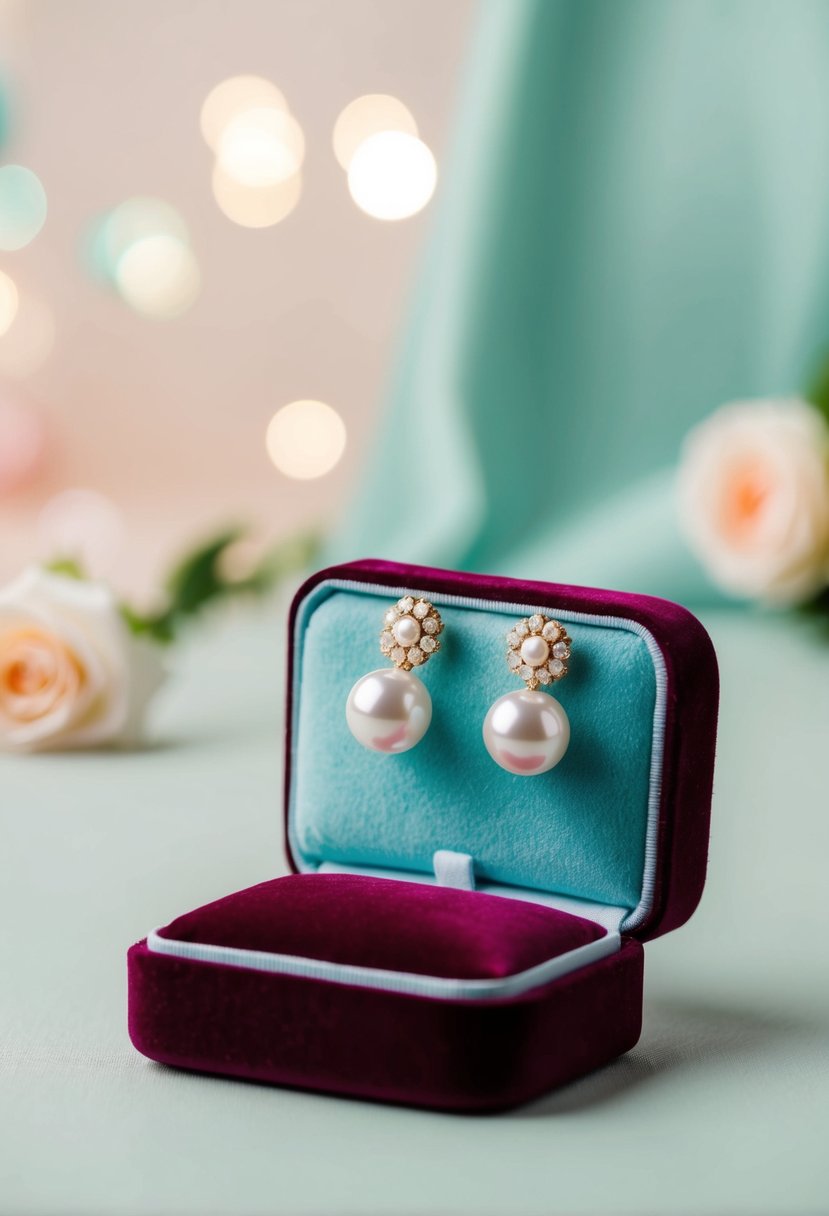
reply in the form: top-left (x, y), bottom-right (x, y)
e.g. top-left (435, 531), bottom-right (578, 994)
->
top-left (127, 558), bottom-right (718, 1111)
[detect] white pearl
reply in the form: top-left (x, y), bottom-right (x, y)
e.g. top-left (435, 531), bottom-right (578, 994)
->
top-left (392, 615), bottom-right (420, 647)
top-left (483, 690), bottom-right (570, 776)
top-left (346, 668), bottom-right (431, 753)
top-left (520, 635), bottom-right (549, 667)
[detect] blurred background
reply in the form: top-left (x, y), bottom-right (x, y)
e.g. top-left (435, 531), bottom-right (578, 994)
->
top-left (4, 0), bottom-right (829, 606)
top-left (0, 0), bottom-right (472, 596)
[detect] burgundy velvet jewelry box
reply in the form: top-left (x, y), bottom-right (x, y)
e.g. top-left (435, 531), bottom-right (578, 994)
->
top-left (128, 559), bottom-right (718, 1112)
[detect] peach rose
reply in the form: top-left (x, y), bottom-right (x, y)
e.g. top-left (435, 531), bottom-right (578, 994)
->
top-left (678, 398), bottom-right (829, 605)
top-left (0, 567), bottom-right (165, 751)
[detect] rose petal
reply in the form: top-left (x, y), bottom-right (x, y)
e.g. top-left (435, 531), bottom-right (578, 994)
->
top-left (0, 567), bottom-right (161, 752)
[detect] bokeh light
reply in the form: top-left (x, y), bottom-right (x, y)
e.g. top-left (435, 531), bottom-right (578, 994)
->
top-left (347, 131), bottom-right (437, 220)
top-left (200, 75), bottom-right (288, 151)
top-left (266, 399), bottom-right (347, 480)
top-left (0, 293), bottom-right (55, 378)
top-left (217, 106), bottom-right (305, 188)
top-left (0, 389), bottom-right (46, 495)
top-left (211, 163), bottom-right (302, 228)
top-left (89, 197), bottom-right (190, 281)
top-left (87, 198), bottom-right (200, 318)
top-left (201, 75), bottom-right (305, 229)
top-left (0, 269), bottom-right (19, 336)
top-left (37, 488), bottom-right (125, 577)
top-left (333, 94), bottom-right (418, 171)
top-left (0, 165), bottom-right (47, 251)
top-left (114, 233), bottom-right (200, 319)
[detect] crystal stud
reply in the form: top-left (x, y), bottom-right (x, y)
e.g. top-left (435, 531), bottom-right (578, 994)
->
top-left (503, 614), bottom-right (571, 689)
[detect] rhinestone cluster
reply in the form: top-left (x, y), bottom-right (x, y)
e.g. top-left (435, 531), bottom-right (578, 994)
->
top-left (379, 596), bottom-right (444, 671)
top-left (506, 614), bottom-right (571, 691)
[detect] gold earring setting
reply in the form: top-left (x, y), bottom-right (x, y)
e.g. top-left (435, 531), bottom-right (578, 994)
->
top-left (346, 596), bottom-right (444, 754)
top-left (483, 614), bottom-right (572, 776)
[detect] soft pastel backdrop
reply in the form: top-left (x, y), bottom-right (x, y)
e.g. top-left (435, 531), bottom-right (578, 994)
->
top-left (0, 0), bottom-right (472, 595)
top-left (332, 0), bottom-right (829, 603)
top-left (7, 1), bottom-right (829, 606)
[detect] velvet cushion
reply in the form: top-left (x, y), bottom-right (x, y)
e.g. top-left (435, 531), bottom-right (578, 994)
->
top-left (157, 874), bottom-right (606, 980)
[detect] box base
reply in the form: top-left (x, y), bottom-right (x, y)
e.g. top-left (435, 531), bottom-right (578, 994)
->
top-left (128, 936), bottom-right (644, 1113)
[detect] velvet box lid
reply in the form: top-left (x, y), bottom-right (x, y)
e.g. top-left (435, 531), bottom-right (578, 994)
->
top-left (284, 559), bottom-right (719, 942)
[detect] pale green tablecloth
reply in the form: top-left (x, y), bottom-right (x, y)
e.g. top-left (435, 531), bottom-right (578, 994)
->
top-left (1, 604), bottom-right (827, 1216)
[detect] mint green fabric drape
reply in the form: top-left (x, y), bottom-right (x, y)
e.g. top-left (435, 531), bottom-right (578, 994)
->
top-left (331, 0), bottom-right (829, 603)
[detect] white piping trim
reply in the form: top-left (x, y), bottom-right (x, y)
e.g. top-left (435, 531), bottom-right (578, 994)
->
top-left (147, 928), bottom-right (620, 1001)
top-left (289, 578), bottom-right (669, 935)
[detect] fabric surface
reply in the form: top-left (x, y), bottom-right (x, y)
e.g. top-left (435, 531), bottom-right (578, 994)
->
top-left (128, 936), bottom-right (643, 1113)
top-left (288, 563), bottom-right (719, 939)
top-left (330, 0), bottom-right (829, 604)
top-left (156, 873), bottom-right (606, 980)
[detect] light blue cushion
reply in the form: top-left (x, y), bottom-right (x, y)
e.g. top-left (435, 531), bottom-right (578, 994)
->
top-left (289, 581), bottom-right (663, 913)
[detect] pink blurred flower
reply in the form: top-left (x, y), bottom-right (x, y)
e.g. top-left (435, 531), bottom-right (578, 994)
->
top-left (678, 397), bottom-right (829, 606)
top-left (0, 388), bottom-right (46, 495)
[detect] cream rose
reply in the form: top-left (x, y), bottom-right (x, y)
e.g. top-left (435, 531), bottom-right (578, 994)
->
top-left (678, 397), bottom-right (829, 606)
top-left (0, 567), bottom-right (165, 751)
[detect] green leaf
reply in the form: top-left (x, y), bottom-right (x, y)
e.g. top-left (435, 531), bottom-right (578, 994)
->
top-left (43, 557), bottom-right (86, 580)
top-left (120, 603), bottom-right (176, 645)
top-left (119, 525), bottom-right (322, 645)
top-left (805, 348), bottom-right (829, 425)
top-left (164, 527), bottom-right (245, 615)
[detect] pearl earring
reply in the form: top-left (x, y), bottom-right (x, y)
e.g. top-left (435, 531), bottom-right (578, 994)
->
top-left (483, 614), bottom-right (572, 776)
top-left (346, 595), bottom-right (444, 754)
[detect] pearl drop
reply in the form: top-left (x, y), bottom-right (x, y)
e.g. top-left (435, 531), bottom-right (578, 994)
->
top-left (392, 615), bottom-right (420, 647)
top-left (519, 635), bottom-right (549, 667)
top-left (482, 690), bottom-right (570, 776)
top-left (346, 668), bottom-right (431, 753)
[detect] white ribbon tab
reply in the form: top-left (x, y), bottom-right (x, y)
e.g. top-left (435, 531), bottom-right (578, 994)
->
top-left (433, 849), bottom-right (476, 890)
